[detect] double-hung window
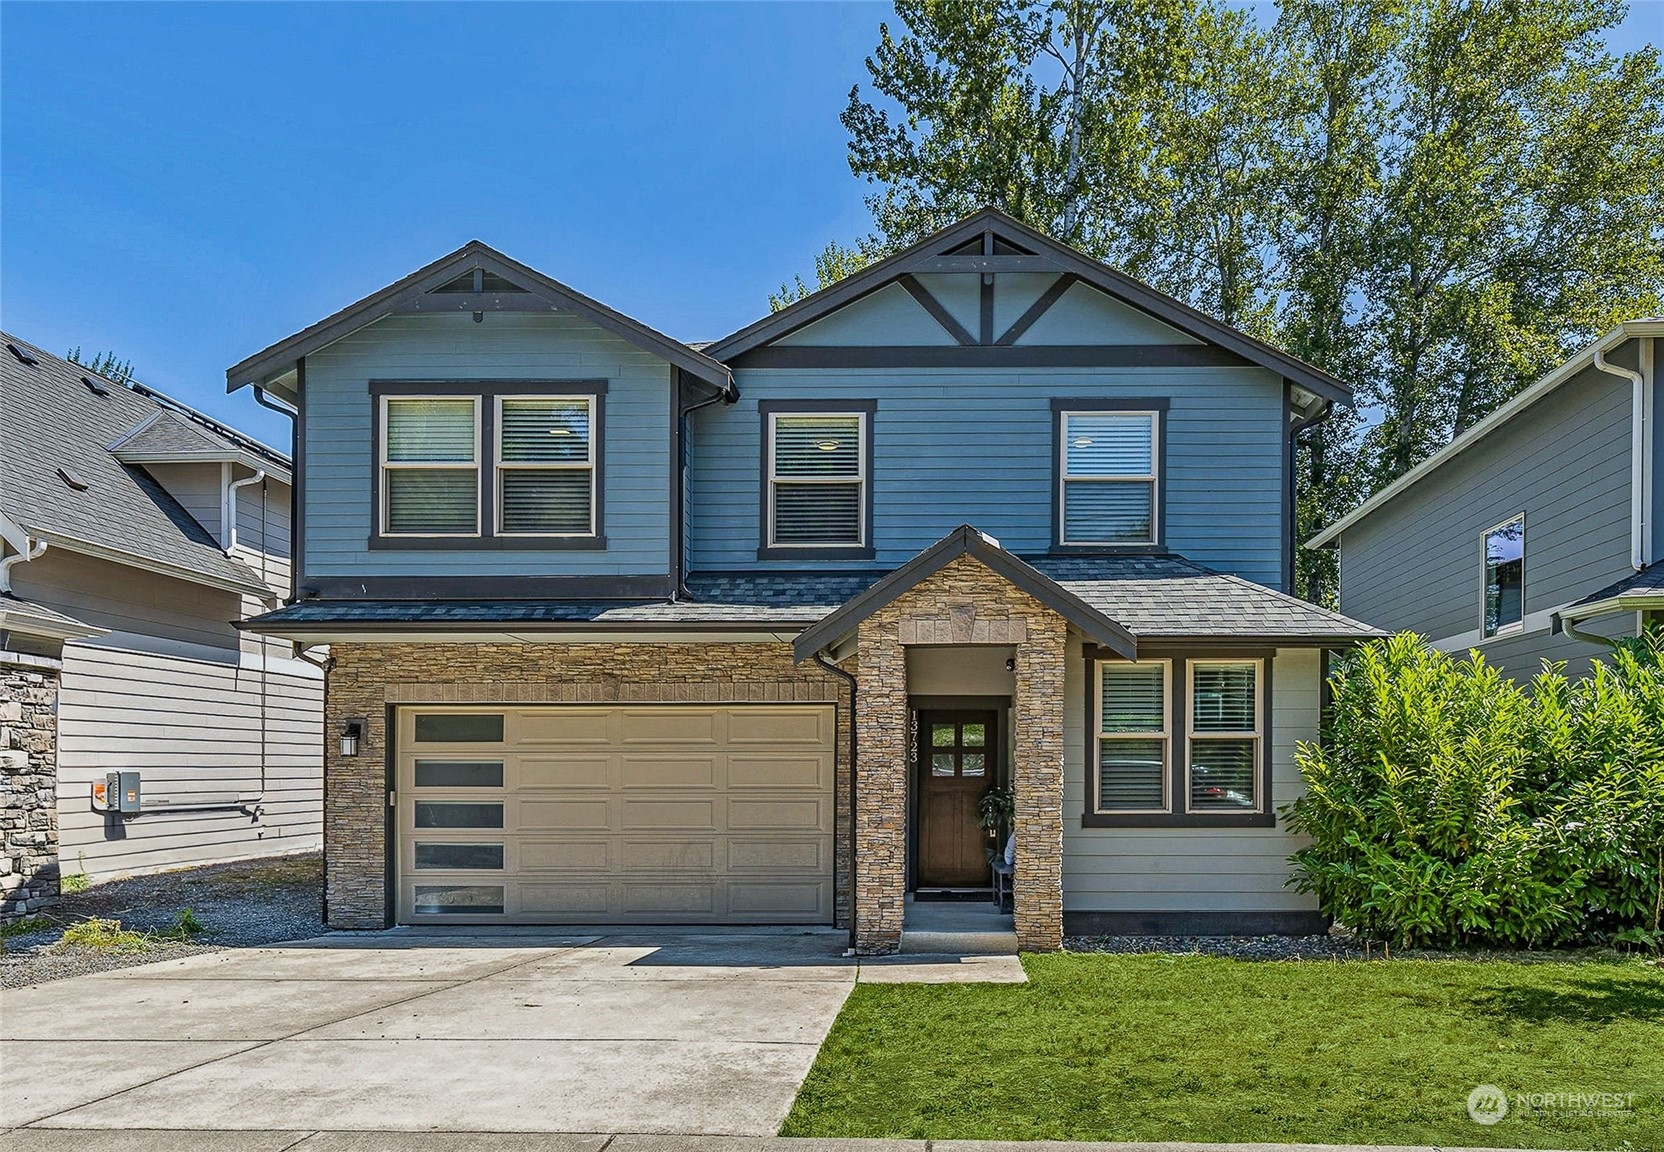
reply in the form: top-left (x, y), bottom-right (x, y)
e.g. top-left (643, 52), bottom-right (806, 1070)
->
top-left (381, 397), bottom-right (481, 536)
top-left (1088, 654), bottom-right (1267, 823)
top-left (1095, 661), bottom-right (1171, 811)
top-left (1057, 408), bottom-right (1159, 546)
top-left (764, 407), bottom-right (871, 552)
top-left (1482, 514), bottom-right (1524, 637)
top-left (496, 396), bottom-right (596, 536)
top-left (1187, 661), bottom-right (1262, 812)
top-left (376, 382), bottom-right (604, 545)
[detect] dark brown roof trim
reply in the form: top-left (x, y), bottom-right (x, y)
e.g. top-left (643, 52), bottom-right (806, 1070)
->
top-left (791, 524), bottom-right (1139, 662)
top-left (706, 208), bottom-right (1351, 406)
top-left (226, 241), bottom-right (733, 396)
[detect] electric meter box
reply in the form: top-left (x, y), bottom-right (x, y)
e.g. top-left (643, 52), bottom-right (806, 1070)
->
top-left (108, 771), bottom-right (141, 814)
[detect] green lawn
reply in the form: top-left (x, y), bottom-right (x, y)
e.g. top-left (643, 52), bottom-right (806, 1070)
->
top-left (782, 953), bottom-right (1664, 1149)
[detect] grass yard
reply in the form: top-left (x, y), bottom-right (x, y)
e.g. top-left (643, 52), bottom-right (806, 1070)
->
top-left (782, 952), bottom-right (1664, 1149)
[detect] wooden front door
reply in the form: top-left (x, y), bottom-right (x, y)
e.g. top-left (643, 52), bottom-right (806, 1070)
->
top-left (916, 709), bottom-right (996, 887)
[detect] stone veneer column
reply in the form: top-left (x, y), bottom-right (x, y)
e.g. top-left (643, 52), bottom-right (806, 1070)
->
top-left (1, 655), bottom-right (62, 922)
top-left (853, 621), bottom-right (908, 953)
top-left (849, 554), bottom-right (1071, 954)
top-left (1012, 615), bottom-right (1067, 950)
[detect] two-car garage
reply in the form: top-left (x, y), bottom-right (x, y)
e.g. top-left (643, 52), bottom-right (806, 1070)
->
top-left (393, 703), bottom-right (838, 925)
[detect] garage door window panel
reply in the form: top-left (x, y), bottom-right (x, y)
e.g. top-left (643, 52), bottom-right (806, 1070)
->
top-left (413, 713), bottom-right (505, 744)
top-left (413, 843), bottom-right (506, 871)
top-left (413, 760), bottom-right (504, 788)
top-left (414, 884), bottom-right (505, 915)
top-left (414, 802), bottom-right (504, 829)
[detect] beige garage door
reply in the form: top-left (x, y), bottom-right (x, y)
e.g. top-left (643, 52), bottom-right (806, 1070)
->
top-left (394, 704), bottom-right (836, 924)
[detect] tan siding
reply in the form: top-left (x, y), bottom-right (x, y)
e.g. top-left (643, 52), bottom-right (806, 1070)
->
top-left (145, 461), bottom-right (225, 545)
top-left (1061, 642), bottom-right (1321, 914)
top-left (56, 644), bottom-right (322, 880)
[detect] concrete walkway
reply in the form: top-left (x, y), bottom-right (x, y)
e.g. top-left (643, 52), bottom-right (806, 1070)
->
top-left (0, 1131), bottom-right (1577, 1151)
top-left (1, 928), bottom-right (1023, 1139)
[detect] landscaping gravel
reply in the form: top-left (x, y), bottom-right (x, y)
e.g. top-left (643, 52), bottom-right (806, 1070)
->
top-left (1065, 932), bottom-right (1375, 961)
top-left (0, 851), bottom-right (324, 988)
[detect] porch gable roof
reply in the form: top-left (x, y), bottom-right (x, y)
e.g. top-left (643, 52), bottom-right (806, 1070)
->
top-left (789, 524), bottom-right (1138, 662)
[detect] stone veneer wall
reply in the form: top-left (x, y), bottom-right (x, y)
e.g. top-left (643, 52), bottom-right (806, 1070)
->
top-left (1, 655), bottom-right (62, 922)
top-left (854, 554), bottom-right (1067, 953)
top-left (324, 642), bottom-right (852, 930)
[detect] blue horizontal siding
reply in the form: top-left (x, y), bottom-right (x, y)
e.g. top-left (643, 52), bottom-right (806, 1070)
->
top-left (689, 364), bottom-right (1287, 586)
top-left (303, 312), bottom-right (671, 578)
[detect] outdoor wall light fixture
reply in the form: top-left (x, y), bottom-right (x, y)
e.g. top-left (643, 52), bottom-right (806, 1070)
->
top-left (339, 719), bottom-right (366, 757)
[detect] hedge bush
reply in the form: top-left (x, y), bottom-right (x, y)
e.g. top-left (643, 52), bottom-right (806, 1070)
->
top-left (1284, 630), bottom-right (1664, 948)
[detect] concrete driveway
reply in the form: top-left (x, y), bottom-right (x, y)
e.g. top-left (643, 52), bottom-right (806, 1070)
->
top-left (1, 928), bottom-right (859, 1138)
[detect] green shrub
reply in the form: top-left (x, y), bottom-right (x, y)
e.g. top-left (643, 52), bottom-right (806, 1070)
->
top-left (57, 918), bottom-right (154, 953)
top-left (60, 872), bottom-right (90, 895)
top-left (1285, 630), bottom-right (1664, 948)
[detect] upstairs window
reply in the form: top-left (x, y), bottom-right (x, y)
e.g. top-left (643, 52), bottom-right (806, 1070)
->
top-left (496, 397), bottom-right (596, 536)
top-left (1187, 661), bottom-right (1262, 812)
top-left (381, 397), bottom-right (480, 536)
top-left (1058, 409), bottom-right (1159, 546)
top-left (1482, 515), bottom-right (1525, 637)
top-left (765, 408), bottom-right (871, 552)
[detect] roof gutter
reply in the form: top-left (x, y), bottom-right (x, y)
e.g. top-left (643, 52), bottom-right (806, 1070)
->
top-left (225, 470), bottom-right (266, 555)
top-left (1592, 342), bottom-right (1649, 572)
top-left (252, 387), bottom-right (300, 602)
top-left (0, 535), bottom-right (47, 594)
top-left (812, 648), bottom-right (859, 954)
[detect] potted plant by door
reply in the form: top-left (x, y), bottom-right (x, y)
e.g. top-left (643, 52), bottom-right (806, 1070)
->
top-left (979, 787), bottom-right (1014, 841)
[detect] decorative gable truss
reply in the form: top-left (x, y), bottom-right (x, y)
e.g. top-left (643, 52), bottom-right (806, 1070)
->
top-left (706, 209), bottom-right (1347, 420)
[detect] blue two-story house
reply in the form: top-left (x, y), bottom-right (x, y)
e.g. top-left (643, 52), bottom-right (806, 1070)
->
top-left (231, 210), bottom-right (1378, 952)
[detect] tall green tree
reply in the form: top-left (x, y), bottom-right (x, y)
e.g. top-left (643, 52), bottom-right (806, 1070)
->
top-left (1361, 0), bottom-right (1664, 482)
top-left (792, 0), bottom-right (1664, 604)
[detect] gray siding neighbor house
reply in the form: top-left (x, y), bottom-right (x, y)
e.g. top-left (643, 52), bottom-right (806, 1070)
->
top-left (227, 210), bottom-right (1380, 952)
top-left (1, 337), bottom-right (322, 920)
top-left (1309, 320), bottom-right (1663, 677)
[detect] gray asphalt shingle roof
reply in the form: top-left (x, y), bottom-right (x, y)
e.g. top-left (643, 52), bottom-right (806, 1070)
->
top-left (1, 334), bottom-right (271, 592)
top-left (245, 555), bottom-right (1382, 643)
top-left (1565, 559), bottom-right (1664, 610)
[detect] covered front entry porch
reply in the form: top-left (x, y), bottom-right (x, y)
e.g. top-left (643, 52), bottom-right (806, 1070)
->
top-left (792, 526), bottom-right (1138, 955)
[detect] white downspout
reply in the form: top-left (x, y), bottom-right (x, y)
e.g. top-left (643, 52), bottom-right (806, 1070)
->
top-left (225, 469), bottom-right (266, 555)
top-left (1593, 341), bottom-right (1646, 571)
top-left (0, 537), bottom-right (47, 594)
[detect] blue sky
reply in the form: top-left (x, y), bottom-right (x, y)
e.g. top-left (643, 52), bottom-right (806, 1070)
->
top-left (3, 1), bottom-right (1660, 447)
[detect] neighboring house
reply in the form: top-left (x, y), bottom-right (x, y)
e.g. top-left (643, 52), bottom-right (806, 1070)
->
top-left (0, 336), bottom-right (322, 919)
top-left (228, 209), bottom-right (1379, 952)
top-left (1309, 320), bottom-right (1662, 677)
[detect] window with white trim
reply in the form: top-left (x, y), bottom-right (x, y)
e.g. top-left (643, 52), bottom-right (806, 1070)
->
top-left (1482, 515), bottom-right (1524, 637)
top-left (380, 397), bottom-right (480, 536)
top-left (1059, 410), bottom-right (1158, 545)
top-left (496, 396), bottom-right (596, 536)
top-left (1187, 660), bottom-right (1262, 812)
top-left (1095, 661), bottom-right (1171, 812)
top-left (767, 411), bottom-right (867, 547)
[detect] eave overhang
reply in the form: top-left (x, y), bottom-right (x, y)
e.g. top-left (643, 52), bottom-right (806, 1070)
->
top-left (226, 241), bottom-right (733, 400)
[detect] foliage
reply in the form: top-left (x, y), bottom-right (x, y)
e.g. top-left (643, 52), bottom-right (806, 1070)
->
top-left (59, 872), bottom-right (91, 895)
top-left (66, 347), bottom-right (134, 386)
top-left (56, 918), bottom-right (154, 953)
top-left (170, 907), bottom-right (205, 937)
top-left (1286, 631), bottom-right (1664, 947)
top-left (0, 915), bottom-right (57, 941)
top-left (769, 238), bottom-right (886, 311)
top-left (784, 952), bottom-right (1664, 1147)
top-left (977, 786), bottom-right (1016, 833)
top-left (795, 0), bottom-right (1664, 603)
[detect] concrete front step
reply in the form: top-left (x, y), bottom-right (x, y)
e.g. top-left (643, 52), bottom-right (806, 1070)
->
top-left (898, 928), bottom-right (1019, 955)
